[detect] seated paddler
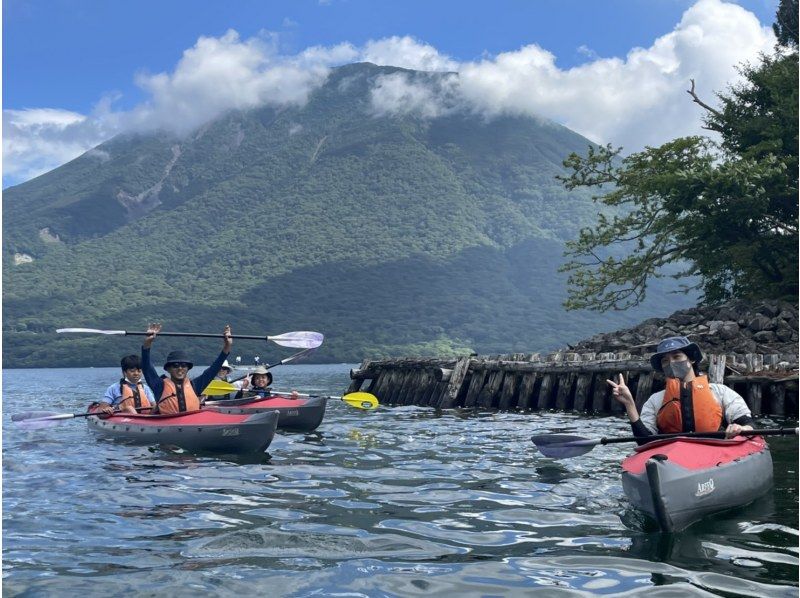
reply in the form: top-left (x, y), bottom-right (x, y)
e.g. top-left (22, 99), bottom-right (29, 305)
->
top-left (234, 365), bottom-right (273, 399)
top-left (141, 322), bottom-right (233, 415)
top-left (93, 354), bottom-right (155, 414)
top-left (607, 336), bottom-right (754, 442)
top-left (235, 365), bottom-right (300, 400)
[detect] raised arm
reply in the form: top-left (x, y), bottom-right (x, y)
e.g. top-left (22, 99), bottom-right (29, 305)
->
top-left (141, 323), bottom-right (164, 398)
top-left (190, 324), bottom-right (233, 396)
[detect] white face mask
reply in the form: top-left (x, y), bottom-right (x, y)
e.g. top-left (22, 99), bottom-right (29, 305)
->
top-left (663, 360), bottom-right (692, 380)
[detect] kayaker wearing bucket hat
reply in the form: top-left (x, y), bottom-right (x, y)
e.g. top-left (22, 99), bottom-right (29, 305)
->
top-left (141, 322), bottom-right (233, 415)
top-left (234, 365), bottom-right (299, 400)
top-left (235, 365), bottom-right (273, 399)
top-left (607, 336), bottom-right (754, 442)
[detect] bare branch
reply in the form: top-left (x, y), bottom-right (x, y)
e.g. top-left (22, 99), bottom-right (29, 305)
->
top-left (687, 79), bottom-right (723, 119)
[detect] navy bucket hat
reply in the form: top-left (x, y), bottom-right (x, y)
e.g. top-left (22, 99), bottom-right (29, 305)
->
top-left (649, 336), bottom-right (703, 372)
top-left (163, 350), bottom-right (194, 370)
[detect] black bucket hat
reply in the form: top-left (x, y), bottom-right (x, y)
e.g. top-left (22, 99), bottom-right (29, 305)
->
top-left (164, 350), bottom-right (194, 370)
top-left (649, 336), bottom-right (703, 372)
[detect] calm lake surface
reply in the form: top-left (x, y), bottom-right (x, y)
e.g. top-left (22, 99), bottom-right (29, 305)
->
top-left (3, 365), bottom-right (798, 597)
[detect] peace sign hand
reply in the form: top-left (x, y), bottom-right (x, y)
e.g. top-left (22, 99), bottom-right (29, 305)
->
top-left (606, 373), bottom-right (635, 408)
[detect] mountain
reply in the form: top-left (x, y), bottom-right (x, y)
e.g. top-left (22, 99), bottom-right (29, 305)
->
top-left (2, 62), bottom-right (694, 367)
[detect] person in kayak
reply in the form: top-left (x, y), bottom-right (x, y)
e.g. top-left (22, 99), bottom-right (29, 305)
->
top-left (141, 322), bottom-right (233, 414)
top-left (607, 336), bottom-right (754, 442)
top-left (234, 365), bottom-right (299, 399)
top-left (93, 354), bottom-right (155, 414)
top-left (234, 365), bottom-right (273, 398)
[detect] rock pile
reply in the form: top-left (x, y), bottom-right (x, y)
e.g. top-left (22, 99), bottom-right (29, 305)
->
top-left (568, 300), bottom-right (798, 358)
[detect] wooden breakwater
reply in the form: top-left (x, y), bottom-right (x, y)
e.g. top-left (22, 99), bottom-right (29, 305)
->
top-left (346, 352), bottom-right (799, 417)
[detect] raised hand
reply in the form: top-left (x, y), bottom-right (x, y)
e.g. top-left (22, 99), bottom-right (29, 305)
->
top-left (143, 322), bottom-right (162, 349)
top-left (222, 324), bottom-right (233, 353)
top-left (607, 373), bottom-right (634, 408)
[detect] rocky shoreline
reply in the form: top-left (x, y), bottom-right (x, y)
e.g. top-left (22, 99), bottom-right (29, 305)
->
top-left (566, 300), bottom-right (798, 358)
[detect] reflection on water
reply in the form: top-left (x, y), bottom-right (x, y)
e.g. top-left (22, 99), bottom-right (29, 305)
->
top-left (3, 366), bottom-right (798, 596)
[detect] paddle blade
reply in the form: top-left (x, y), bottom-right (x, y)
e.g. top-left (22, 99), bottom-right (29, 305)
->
top-left (267, 331), bottom-right (324, 349)
top-left (341, 392), bottom-right (379, 410)
top-left (56, 328), bottom-right (126, 335)
top-left (202, 380), bottom-right (238, 396)
top-left (531, 434), bottom-right (598, 459)
top-left (12, 411), bottom-right (79, 429)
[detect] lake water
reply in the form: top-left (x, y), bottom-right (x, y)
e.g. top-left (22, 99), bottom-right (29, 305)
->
top-left (3, 365), bottom-right (798, 596)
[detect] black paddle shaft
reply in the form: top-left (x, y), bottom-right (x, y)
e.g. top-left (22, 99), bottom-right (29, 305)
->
top-left (600, 427), bottom-right (798, 445)
top-left (123, 331), bottom-right (269, 340)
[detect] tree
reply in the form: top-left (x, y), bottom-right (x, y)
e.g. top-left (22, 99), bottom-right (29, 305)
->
top-left (773, 0), bottom-right (798, 49)
top-left (559, 18), bottom-right (798, 312)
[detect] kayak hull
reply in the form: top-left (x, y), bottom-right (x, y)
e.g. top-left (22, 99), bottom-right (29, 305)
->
top-left (205, 395), bottom-right (327, 432)
top-left (87, 409), bottom-right (279, 454)
top-left (621, 436), bottom-right (773, 532)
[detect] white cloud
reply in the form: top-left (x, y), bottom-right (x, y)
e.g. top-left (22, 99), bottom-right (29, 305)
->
top-left (444, 0), bottom-right (775, 150)
top-left (128, 29), bottom-right (333, 135)
top-left (370, 72), bottom-right (460, 118)
top-left (3, 108), bottom-right (115, 185)
top-left (2, 0), bottom-right (778, 186)
top-left (361, 36), bottom-right (459, 72)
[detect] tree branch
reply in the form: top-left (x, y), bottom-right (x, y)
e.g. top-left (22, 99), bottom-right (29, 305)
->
top-left (687, 79), bottom-right (723, 119)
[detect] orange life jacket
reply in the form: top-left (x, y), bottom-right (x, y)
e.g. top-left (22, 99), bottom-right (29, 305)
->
top-left (656, 375), bottom-right (723, 433)
top-left (118, 379), bottom-right (152, 411)
top-left (158, 377), bottom-right (200, 415)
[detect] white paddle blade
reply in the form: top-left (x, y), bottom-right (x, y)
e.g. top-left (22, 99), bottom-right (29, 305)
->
top-left (56, 328), bottom-right (126, 335)
top-left (267, 331), bottom-right (324, 348)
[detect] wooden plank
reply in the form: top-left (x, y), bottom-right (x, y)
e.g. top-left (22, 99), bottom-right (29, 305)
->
top-left (516, 372), bottom-right (539, 410)
top-left (397, 370), bottom-right (420, 406)
top-left (768, 383), bottom-right (786, 416)
top-left (463, 370), bottom-right (487, 408)
top-left (555, 373), bottom-right (576, 411)
top-left (573, 374), bottom-right (592, 413)
top-left (634, 372), bottom-right (654, 411)
top-left (497, 372), bottom-right (520, 410)
top-left (591, 372), bottom-right (609, 413)
top-left (746, 382), bottom-right (763, 415)
top-left (708, 354), bottom-right (726, 384)
top-left (439, 357), bottom-right (472, 409)
top-left (477, 370), bottom-right (505, 409)
top-left (537, 374), bottom-right (555, 410)
top-left (418, 370), bottom-right (437, 407)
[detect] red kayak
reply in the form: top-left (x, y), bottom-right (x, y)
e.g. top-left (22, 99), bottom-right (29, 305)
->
top-left (87, 407), bottom-right (279, 453)
top-left (621, 436), bottom-right (772, 531)
top-left (204, 393), bottom-right (327, 432)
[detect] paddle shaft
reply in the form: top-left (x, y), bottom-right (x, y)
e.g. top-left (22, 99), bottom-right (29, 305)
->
top-left (122, 331), bottom-right (271, 341)
top-left (600, 427), bottom-right (798, 446)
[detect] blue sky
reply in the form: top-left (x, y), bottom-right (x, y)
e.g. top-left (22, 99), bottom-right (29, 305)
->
top-left (3, 0), bottom-right (780, 186)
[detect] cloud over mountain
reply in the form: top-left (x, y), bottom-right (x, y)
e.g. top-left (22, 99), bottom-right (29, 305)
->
top-left (3, 0), bottom-right (776, 187)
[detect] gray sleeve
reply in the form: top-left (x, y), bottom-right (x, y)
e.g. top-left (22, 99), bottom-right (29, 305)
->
top-left (639, 391), bottom-right (664, 434)
top-left (711, 384), bottom-right (752, 423)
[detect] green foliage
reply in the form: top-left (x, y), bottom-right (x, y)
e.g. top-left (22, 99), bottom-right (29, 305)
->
top-left (773, 0), bottom-right (798, 48)
top-left (3, 63), bottom-right (694, 367)
top-left (559, 47), bottom-right (798, 311)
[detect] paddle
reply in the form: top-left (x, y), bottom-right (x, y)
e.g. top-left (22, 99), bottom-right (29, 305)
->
top-left (202, 348), bottom-right (318, 396)
top-left (531, 427), bottom-right (799, 459)
top-left (202, 379), bottom-right (239, 396)
top-left (12, 408), bottom-right (144, 429)
top-left (205, 390), bottom-right (380, 410)
top-left (56, 328), bottom-right (324, 349)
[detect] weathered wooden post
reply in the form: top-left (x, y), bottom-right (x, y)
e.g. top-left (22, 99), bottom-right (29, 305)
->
top-left (437, 357), bottom-right (471, 409)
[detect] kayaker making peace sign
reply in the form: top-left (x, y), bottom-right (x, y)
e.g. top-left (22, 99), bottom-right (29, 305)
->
top-left (607, 336), bottom-right (754, 443)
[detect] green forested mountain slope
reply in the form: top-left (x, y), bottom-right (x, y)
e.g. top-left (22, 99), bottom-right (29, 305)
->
top-left (2, 63), bottom-right (693, 367)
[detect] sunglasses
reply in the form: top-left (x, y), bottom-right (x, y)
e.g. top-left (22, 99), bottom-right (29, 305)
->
top-left (169, 363), bottom-right (191, 369)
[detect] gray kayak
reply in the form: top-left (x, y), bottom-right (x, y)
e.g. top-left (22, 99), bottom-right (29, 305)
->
top-left (621, 436), bottom-right (773, 532)
top-left (87, 408), bottom-right (279, 454)
top-left (204, 394), bottom-right (327, 432)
